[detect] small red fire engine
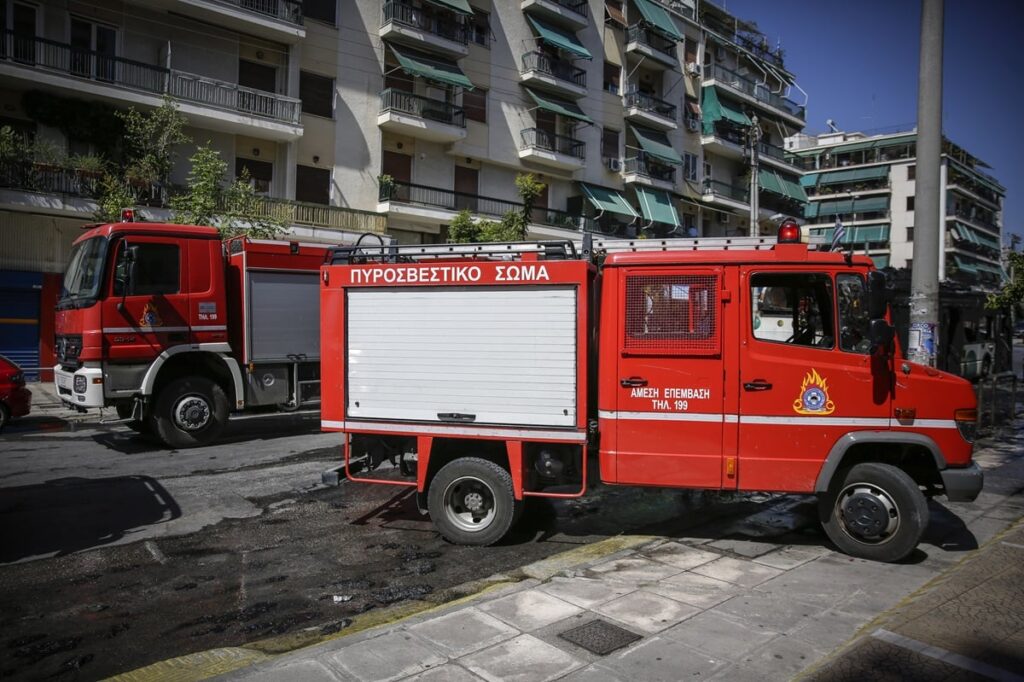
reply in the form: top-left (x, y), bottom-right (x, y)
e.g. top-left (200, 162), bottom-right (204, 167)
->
top-left (320, 224), bottom-right (982, 562)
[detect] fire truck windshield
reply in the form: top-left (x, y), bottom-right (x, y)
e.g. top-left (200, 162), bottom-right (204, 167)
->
top-left (58, 237), bottom-right (109, 309)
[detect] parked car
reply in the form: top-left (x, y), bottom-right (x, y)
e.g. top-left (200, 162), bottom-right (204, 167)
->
top-left (0, 354), bottom-right (32, 431)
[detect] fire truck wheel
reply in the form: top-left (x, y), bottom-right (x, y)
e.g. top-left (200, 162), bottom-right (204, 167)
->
top-left (820, 462), bottom-right (929, 563)
top-left (151, 377), bottom-right (228, 449)
top-left (428, 457), bottom-right (520, 546)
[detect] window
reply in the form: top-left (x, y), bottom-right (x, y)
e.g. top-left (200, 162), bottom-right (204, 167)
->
top-left (907, 165), bottom-right (916, 180)
top-left (836, 274), bottom-right (870, 353)
top-left (296, 165), bottom-right (330, 205)
top-left (236, 158), bottom-right (273, 194)
top-left (468, 10), bottom-right (489, 47)
top-left (683, 152), bottom-right (698, 181)
top-left (907, 226), bottom-right (914, 241)
top-left (304, 0), bottom-right (336, 24)
top-left (624, 273), bottom-right (719, 354)
top-left (603, 62), bottom-right (620, 95)
top-left (462, 87), bottom-right (487, 123)
top-left (605, 0), bottom-right (626, 27)
top-left (239, 59), bottom-right (277, 93)
top-left (300, 71), bottom-right (334, 118)
top-left (114, 243), bottom-right (180, 296)
top-left (750, 272), bottom-right (834, 349)
top-left (602, 127), bottom-right (619, 159)
top-left (906, 196), bottom-right (915, 211)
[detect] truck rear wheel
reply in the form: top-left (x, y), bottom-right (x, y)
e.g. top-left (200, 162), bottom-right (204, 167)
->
top-left (428, 457), bottom-right (520, 546)
top-left (151, 376), bottom-right (227, 449)
top-left (820, 462), bottom-right (929, 563)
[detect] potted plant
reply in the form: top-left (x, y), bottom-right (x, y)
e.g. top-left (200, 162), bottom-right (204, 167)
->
top-left (377, 173), bottom-right (395, 201)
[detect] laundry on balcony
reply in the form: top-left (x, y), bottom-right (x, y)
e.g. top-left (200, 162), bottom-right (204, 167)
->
top-left (629, 124), bottom-right (682, 165)
top-left (388, 45), bottom-right (473, 89)
top-left (526, 16), bottom-right (592, 60)
top-left (524, 87), bottom-right (593, 123)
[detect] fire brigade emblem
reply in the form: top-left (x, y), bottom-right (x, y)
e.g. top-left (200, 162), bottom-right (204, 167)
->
top-left (139, 303), bottom-right (162, 327)
top-left (793, 369), bottom-right (835, 415)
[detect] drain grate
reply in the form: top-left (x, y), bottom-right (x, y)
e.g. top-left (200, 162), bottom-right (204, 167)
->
top-left (558, 618), bottom-right (642, 655)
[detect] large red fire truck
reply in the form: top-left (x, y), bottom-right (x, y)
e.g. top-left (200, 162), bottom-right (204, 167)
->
top-left (54, 219), bottom-right (330, 448)
top-left (320, 226), bottom-right (983, 562)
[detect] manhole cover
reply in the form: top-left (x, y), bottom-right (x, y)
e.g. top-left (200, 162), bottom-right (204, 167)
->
top-left (558, 619), bottom-right (642, 655)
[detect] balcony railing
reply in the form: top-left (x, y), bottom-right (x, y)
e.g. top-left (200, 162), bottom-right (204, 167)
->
top-left (381, 1), bottom-right (467, 45)
top-left (703, 178), bottom-right (749, 203)
top-left (237, 195), bottom-right (387, 233)
top-left (651, 0), bottom-right (695, 20)
top-left (0, 160), bottom-right (103, 198)
top-left (520, 128), bottom-right (585, 159)
top-left (521, 51), bottom-right (586, 87)
top-left (624, 91), bottom-right (677, 121)
top-left (379, 88), bottom-right (466, 127)
top-left (705, 64), bottom-right (805, 120)
top-left (540, 0), bottom-right (590, 18)
top-left (701, 16), bottom-right (785, 68)
top-left (379, 179), bottom-right (585, 231)
top-left (624, 153), bottom-right (676, 183)
top-left (169, 71), bottom-right (301, 124)
top-left (626, 25), bottom-right (677, 59)
top-left (220, 0), bottom-right (303, 25)
top-left (947, 205), bottom-right (999, 233)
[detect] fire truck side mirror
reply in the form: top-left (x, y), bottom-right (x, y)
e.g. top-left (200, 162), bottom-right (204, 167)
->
top-left (867, 270), bottom-right (887, 319)
top-left (868, 318), bottom-right (894, 356)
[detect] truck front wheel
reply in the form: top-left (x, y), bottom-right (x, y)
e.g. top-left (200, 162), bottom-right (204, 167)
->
top-left (151, 377), bottom-right (228, 449)
top-left (428, 457), bottom-right (520, 546)
top-left (820, 462), bottom-right (929, 563)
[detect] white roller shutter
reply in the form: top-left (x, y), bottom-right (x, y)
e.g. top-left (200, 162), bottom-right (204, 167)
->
top-left (346, 286), bottom-right (577, 427)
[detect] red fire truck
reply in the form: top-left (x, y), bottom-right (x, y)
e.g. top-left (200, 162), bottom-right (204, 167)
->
top-left (320, 226), bottom-right (983, 562)
top-left (54, 219), bottom-right (330, 448)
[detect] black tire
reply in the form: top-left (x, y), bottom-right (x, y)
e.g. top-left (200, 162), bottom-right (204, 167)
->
top-left (819, 462), bottom-right (929, 563)
top-left (0, 403), bottom-right (9, 432)
top-left (427, 457), bottom-right (521, 546)
top-left (150, 376), bottom-right (228, 449)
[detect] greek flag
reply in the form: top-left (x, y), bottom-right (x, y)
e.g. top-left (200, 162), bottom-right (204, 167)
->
top-left (830, 217), bottom-right (846, 251)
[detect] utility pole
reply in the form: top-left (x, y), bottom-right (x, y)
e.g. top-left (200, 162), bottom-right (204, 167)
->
top-left (748, 112), bottom-right (760, 236)
top-left (908, 0), bottom-right (943, 366)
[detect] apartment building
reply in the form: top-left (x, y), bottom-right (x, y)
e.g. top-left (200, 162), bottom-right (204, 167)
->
top-left (787, 129), bottom-right (1006, 288)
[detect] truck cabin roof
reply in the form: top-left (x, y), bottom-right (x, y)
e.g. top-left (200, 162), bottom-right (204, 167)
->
top-left (75, 222), bottom-right (222, 243)
top-left (604, 244), bottom-right (876, 268)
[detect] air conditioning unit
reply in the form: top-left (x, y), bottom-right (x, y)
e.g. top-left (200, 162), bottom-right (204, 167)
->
top-left (685, 62), bottom-right (700, 75)
top-left (686, 118), bottom-right (700, 132)
top-left (606, 157), bottom-right (622, 172)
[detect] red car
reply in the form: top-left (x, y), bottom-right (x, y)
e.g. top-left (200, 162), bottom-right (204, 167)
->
top-left (0, 354), bottom-right (31, 431)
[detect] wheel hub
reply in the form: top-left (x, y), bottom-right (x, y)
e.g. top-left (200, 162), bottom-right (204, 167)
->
top-left (443, 476), bottom-right (496, 532)
top-left (174, 396), bottom-right (210, 431)
top-left (838, 485), bottom-right (898, 542)
top-left (463, 492), bottom-right (484, 512)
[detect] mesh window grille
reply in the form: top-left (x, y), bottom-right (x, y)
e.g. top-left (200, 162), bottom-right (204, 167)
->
top-left (624, 273), bottom-right (720, 354)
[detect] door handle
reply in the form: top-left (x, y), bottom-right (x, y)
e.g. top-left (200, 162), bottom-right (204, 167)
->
top-left (743, 380), bottom-right (773, 391)
top-left (620, 376), bottom-right (648, 388)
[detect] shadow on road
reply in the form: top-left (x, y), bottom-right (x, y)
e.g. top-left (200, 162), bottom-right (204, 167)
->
top-left (89, 416), bottom-right (323, 454)
top-left (0, 476), bottom-right (181, 563)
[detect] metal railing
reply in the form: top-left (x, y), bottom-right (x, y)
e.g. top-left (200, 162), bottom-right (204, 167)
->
top-left (241, 196), bottom-right (387, 233)
top-left (701, 16), bottom-right (785, 68)
top-left (975, 372), bottom-right (1018, 433)
top-left (651, 0), bottom-right (695, 20)
top-left (520, 128), bottom-right (585, 159)
top-left (219, 0), bottom-right (303, 24)
top-left (703, 178), bottom-right (749, 203)
top-left (626, 25), bottom-right (677, 59)
top-left (947, 205), bottom-right (1000, 233)
top-left (624, 91), bottom-right (677, 121)
top-left (521, 51), bottom-right (586, 87)
top-left (538, 0), bottom-right (589, 18)
top-left (381, 1), bottom-right (467, 45)
top-left (624, 153), bottom-right (676, 183)
top-left (379, 88), bottom-right (465, 127)
top-left (169, 71), bottom-right (301, 124)
top-left (0, 160), bottom-right (102, 197)
top-left (704, 64), bottom-right (805, 120)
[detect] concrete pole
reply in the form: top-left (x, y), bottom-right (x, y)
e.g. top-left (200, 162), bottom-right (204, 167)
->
top-left (748, 113), bottom-right (760, 236)
top-left (908, 0), bottom-right (944, 366)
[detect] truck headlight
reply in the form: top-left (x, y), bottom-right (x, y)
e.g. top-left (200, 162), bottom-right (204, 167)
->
top-left (74, 375), bottom-right (87, 394)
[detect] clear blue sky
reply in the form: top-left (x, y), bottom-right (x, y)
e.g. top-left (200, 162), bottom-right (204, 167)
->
top-left (717, 0), bottom-right (1024, 245)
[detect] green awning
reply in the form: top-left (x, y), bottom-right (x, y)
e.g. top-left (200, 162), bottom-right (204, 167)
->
top-left (759, 170), bottom-right (808, 203)
top-left (701, 86), bottom-right (750, 135)
top-left (524, 87), bottom-right (592, 123)
top-left (526, 16), bottom-right (592, 60)
top-left (815, 195), bottom-right (889, 216)
top-left (390, 45), bottom-right (473, 90)
top-left (800, 173), bottom-right (819, 188)
top-left (975, 261), bottom-right (1004, 277)
top-left (955, 222), bottom-right (1001, 250)
top-left (758, 169), bottom-right (782, 196)
top-left (580, 183), bottom-right (639, 219)
top-left (424, 0), bottom-right (472, 15)
top-left (818, 165), bottom-right (890, 186)
top-left (871, 255), bottom-right (890, 268)
top-left (952, 254), bottom-right (978, 274)
top-left (804, 202), bottom-right (819, 220)
top-left (633, 0), bottom-right (684, 41)
top-left (778, 175), bottom-right (808, 203)
top-left (629, 124), bottom-right (682, 165)
top-left (635, 185), bottom-right (680, 226)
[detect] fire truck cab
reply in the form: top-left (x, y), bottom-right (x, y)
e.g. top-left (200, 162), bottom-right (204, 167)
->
top-left (320, 231), bottom-right (982, 562)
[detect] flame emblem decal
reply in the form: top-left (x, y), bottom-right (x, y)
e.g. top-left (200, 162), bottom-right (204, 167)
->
top-left (139, 302), bottom-right (162, 328)
top-left (793, 369), bottom-right (835, 415)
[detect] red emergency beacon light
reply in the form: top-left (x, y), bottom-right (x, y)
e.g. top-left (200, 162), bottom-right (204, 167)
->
top-left (120, 208), bottom-right (136, 223)
top-left (777, 218), bottom-right (801, 243)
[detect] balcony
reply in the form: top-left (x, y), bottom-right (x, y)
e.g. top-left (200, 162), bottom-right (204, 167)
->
top-left (703, 64), bottom-right (805, 124)
top-left (520, 0), bottom-right (589, 31)
top-left (625, 26), bottom-right (678, 68)
top-left (0, 32), bottom-right (302, 140)
top-left (380, 1), bottom-right (468, 58)
top-left (520, 51), bottom-right (587, 98)
top-left (518, 128), bottom-right (585, 171)
top-left (946, 205), bottom-right (1000, 235)
top-left (377, 88), bottom-right (466, 143)
top-left (623, 91), bottom-right (677, 130)
top-left (702, 178), bottom-right (749, 212)
top-left (378, 179), bottom-right (586, 232)
top-left (155, 0), bottom-right (304, 43)
top-left (757, 141), bottom-right (801, 172)
top-left (700, 120), bottom-right (745, 159)
top-left (622, 153), bottom-right (676, 191)
top-left (701, 16), bottom-right (786, 69)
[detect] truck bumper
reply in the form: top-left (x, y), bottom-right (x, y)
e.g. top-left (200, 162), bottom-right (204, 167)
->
top-left (941, 462), bottom-right (984, 502)
top-left (54, 364), bottom-right (105, 409)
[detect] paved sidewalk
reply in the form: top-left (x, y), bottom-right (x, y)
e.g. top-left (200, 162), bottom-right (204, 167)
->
top-left (209, 426), bottom-right (1024, 682)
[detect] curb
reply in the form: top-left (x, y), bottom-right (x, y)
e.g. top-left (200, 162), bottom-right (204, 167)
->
top-left (109, 534), bottom-right (657, 681)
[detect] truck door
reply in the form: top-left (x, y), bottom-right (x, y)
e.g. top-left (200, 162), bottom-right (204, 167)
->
top-left (103, 236), bottom-right (191, 363)
top-left (737, 269), bottom-right (890, 492)
top-left (612, 267), bottom-right (725, 488)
